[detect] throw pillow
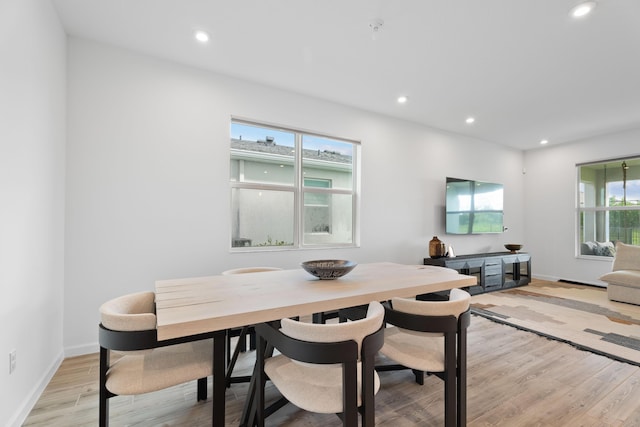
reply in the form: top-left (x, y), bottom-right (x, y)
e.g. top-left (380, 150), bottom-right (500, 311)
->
top-left (581, 241), bottom-right (597, 255)
top-left (594, 241), bottom-right (616, 257)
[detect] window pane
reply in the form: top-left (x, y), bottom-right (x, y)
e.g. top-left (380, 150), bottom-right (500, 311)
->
top-left (304, 178), bottom-right (331, 206)
top-left (303, 193), bottom-right (353, 245)
top-left (231, 188), bottom-right (294, 248)
top-left (302, 135), bottom-right (353, 190)
top-left (580, 160), bottom-right (640, 208)
top-left (578, 158), bottom-right (640, 257)
top-left (609, 210), bottom-right (640, 244)
top-left (230, 119), bottom-right (359, 251)
top-left (577, 210), bottom-right (640, 253)
top-left (230, 122), bottom-right (296, 185)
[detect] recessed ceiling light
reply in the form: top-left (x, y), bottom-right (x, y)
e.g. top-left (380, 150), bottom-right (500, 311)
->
top-left (570, 1), bottom-right (597, 18)
top-left (540, 139), bottom-right (549, 145)
top-left (465, 117), bottom-right (475, 124)
top-left (397, 96), bottom-right (408, 104)
top-left (194, 30), bottom-right (210, 43)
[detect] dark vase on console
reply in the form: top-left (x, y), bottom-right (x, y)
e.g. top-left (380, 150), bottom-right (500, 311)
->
top-left (429, 236), bottom-right (446, 258)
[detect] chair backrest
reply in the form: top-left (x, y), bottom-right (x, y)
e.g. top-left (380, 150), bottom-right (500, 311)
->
top-left (222, 267), bottom-right (283, 275)
top-left (612, 242), bottom-right (640, 272)
top-left (280, 301), bottom-right (384, 358)
top-left (98, 292), bottom-right (214, 427)
top-left (391, 288), bottom-right (470, 317)
top-left (380, 289), bottom-right (471, 427)
top-left (254, 302), bottom-right (385, 426)
top-left (99, 291), bottom-right (156, 331)
top-left (389, 289), bottom-right (470, 337)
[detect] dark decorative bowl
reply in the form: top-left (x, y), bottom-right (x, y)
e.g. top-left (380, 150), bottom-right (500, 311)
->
top-left (505, 244), bottom-right (523, 253)
top-left (301, 260), bottom-right (357, 280)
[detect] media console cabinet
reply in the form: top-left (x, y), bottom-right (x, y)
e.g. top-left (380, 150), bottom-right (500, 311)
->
top-left (424, 252), bottom-right (531, 295)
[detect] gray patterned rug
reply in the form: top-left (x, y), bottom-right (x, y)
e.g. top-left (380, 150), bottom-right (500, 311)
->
top-left (471, 280), bottom-right (640, 366)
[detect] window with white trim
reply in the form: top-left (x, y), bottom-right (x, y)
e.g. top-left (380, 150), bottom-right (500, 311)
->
top-left (230, 119), bottom-right (359, 249)
top-left (578, 157), bottom-right (640, 257)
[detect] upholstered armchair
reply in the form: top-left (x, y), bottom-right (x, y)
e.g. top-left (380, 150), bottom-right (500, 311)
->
top-left (377, 288), bottom-right (471, 427)
top-left (98, 291), bottom-right (215, 427)
top-left (599, 242), bottom-right (640, 305)
top-left (253, 301), bottom-right (385, 427)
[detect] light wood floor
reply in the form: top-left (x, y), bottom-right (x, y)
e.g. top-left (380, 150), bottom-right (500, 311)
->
top-left (22, 313), bottom-right (640, 426)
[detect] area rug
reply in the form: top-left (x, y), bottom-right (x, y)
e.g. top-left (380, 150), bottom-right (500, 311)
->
top-left (471, 280), bottom-right (640, 366)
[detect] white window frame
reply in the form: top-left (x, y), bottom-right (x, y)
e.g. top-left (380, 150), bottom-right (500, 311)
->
top-left (230, 118), bottom-right (360, 251)
top-left (577, 156), bottom-right (640, 259)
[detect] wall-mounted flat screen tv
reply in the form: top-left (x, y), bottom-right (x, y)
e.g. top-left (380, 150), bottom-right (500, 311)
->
top-left (445, 177), bottom-right (504, 234)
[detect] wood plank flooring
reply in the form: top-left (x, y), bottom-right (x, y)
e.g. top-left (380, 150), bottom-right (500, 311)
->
top-left (22, 314), bottom-right (640, 426)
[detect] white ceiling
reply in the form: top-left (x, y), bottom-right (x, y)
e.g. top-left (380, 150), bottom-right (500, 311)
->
top-left (52, 0), bottom-right (640, 151)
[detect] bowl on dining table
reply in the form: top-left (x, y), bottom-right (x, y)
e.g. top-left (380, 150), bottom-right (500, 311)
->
top-left (301, 260), bottom-right (357, 280)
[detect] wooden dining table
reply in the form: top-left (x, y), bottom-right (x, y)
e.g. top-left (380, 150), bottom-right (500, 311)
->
top-left (154, 261), bottom-right (476, 426)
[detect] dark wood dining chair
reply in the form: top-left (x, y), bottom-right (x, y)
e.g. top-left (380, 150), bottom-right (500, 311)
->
top-left (377, 288), bottom-right (471, 427)
top-left (253, 301), bottom-right (385, 427)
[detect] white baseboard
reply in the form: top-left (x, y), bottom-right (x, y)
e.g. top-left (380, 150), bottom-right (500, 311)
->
top-left (534, 274), bottom-right (606, 288)
top-left (6, 351), bottom-right (64, 427)
top-left (65, 342), bottom-right (99, 358)
top-left (6, 344), bottom-right (98, 427)
top-left (532, 274), bottom-right (560, 282)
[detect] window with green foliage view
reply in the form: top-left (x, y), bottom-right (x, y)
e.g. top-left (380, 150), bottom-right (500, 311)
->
top-left (578, 157), bottom-right (640, 257)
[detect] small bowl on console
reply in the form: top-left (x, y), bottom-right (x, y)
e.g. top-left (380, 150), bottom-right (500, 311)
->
top-left (504, 244), bottom-right (523, 253)
top-left (301, 260), bottom-right (357, 280)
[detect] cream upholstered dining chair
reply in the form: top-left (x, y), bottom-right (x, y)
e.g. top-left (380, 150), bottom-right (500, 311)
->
top-left (377, 288), bottom-right (471, 427)
top-left (221, 267), bottom-right (283, 385)
top-left (254, 301), bottom-right (385, 427)
top-left (98, 291), bottom-right (215, 427)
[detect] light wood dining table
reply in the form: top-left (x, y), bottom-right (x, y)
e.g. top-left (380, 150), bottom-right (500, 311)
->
top-left (154, 262), bottom-right (476, 426)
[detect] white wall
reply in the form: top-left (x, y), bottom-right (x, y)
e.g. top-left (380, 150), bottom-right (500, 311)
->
top-left (0, 0), bottom-right (66, 425)
top-left (524, 128), bottom-right (640, 285)
top-left (65, 38), bottom-right (526, 354)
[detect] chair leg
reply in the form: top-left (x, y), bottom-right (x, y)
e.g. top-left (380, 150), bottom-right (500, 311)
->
top-left (249, 326), bottom-right (256, 350)
top-left (412, 369), bottom-right (425, 385)
top-left (197, 377), bottom-right (207, 401)
top-left (256, 335), bottom-right (266, 427)
top-left (444, 368), bottom-right (456, 427)
top-left (342, 360), bottom-right (358, 426)
top-left (458, 327), bottom-right (468, 426)
top-left (444, 332), bottom-right (457, 427)
top-left (361, 353), bottom-right (376, 427)
top-left (99, 347), bottom-right (110, 427)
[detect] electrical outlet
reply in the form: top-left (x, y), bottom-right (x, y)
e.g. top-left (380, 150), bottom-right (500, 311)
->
top-left (9, 350), bottom-right (16, 374)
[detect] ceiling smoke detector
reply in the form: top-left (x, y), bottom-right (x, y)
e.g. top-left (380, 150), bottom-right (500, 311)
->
top-left (369, 19), bottom-right (384, 40)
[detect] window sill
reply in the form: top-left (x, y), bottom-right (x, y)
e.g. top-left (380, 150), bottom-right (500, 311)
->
top-left (576, 254), bottom-right (615, 262)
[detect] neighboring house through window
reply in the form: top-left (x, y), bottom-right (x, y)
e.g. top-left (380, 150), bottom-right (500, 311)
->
top-left (229, 119), bottom-right (359, 249)
top-left (578, 157), bottom-right (640, 257)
